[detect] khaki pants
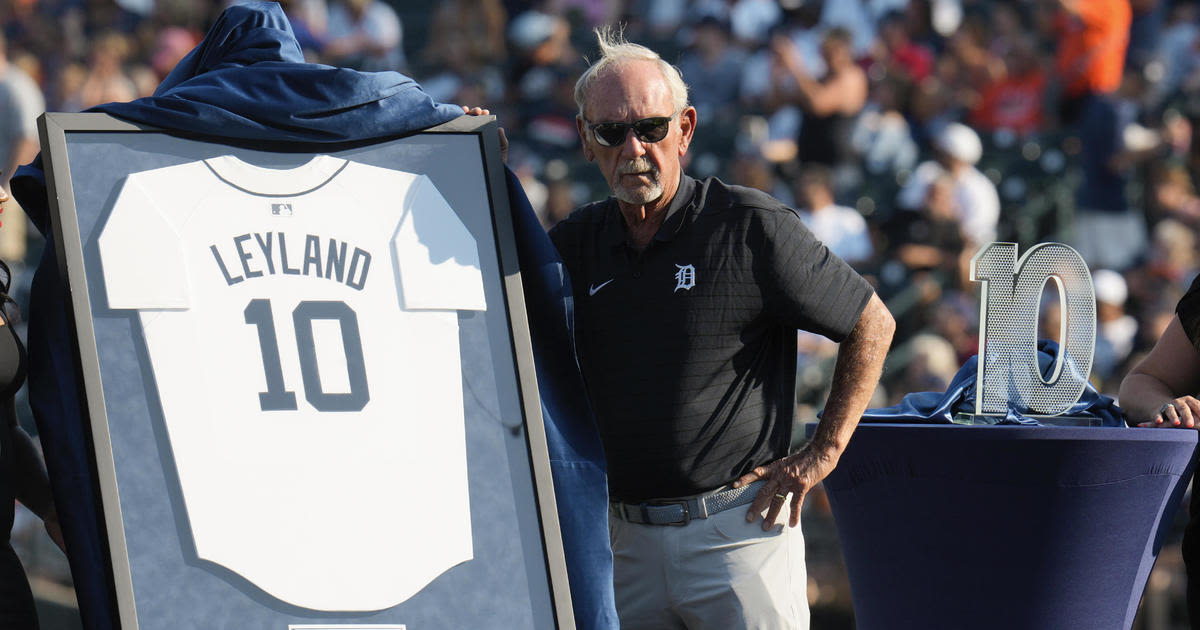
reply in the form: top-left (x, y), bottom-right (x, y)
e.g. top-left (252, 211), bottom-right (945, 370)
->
top-left (609, 502), bottom-right (809, 630)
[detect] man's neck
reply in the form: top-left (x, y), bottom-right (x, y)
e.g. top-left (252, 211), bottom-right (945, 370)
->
top-left (618, 195), bottom-right (673, 252)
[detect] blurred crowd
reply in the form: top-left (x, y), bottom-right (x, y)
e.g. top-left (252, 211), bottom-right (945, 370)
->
top-left (4, 0), bottom-right (1200, 625)
top-left (3, 0), bottom-right (1199, 405)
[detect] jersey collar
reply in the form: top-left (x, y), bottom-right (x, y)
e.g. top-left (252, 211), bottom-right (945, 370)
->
top-left (203, 155), bottom-right (348, 197)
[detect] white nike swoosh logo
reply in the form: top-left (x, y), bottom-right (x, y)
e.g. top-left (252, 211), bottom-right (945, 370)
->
top-left (588, 279), bottom-right (614, 296)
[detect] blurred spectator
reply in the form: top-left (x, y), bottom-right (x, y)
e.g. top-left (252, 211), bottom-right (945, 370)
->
top-left (323, 0), bottom-right (405, 72)
top-left (818, 0), bottom-right (881, 55)
top-left (772, 27), bottom-right (869, 199)
top-left (279, 0), bottom-right (329, 57)
top-left (1054, 0), bottom-right (1131, 126)
top-left (738, 7), bottom-right (823, 161)
top-left (892, 332), bottom-right (960, 399)
top-left (909, 46), bottom-right (972, 145)
top-left (969, 34), bottom-right (1047, 137)
top-left (1151, 162), bottom-right (1200, 226)
top-left (81, 0), bottom-right (143, 39)
top-left (1039, 290), bottom-right (1065, 344)
top-left (51, 61), bottom-right (88, 113)
top-left (928, 0), bottom-right (965, 39)
top-left (127, 63), bottom-right (157, 98)
top-left (71, 31), bottom-right (138, 110)
top-left (507, 10), bottom-right (573, 90)
top-left (930, 296), bottom-right (979, 366)
top-left (423, 0), bottom-right (507, 72)
top-left (728, 0), bottom-right (780, 46)
top-left (506, 10), bottom-right (581, 160)
top-left (851, 73), bottom-right (919, 176)
top-left (881, 174), bottom-right (969, 341)
top-left (0, 31), bottom-right (43, 191)
top-left (0, 30), bottom-right (43, 265)
top-left (897, 121), bottom-right (1000, 248)
top-left (418, 0), bottom-right (509, 105)
top-left (149, 26), bottom-right (199, 81)
top-left (624, 0), bottom-right (688, 43)
top-left (1149, 2), bottom-right (1200, 107)
top-left (945, 11), bottom-right (1002, 95)
top-left (677, 16), bottom-right (745, 126)
top-left (885, 174), bottom-right (967, 280)
top-left (1127, 0), bottom-right (1167, 71)
top-left (795, 164), bottom-right (873, 267)
top-left (870, 10), bottom-right (934, 84)
top-left (1092, 268), bottom-right (1139, 388)
top-left (541, 175), bottom-right (579, 229)
top-left (1125, 218), bottom-right (1199, 310)
top-left (986, 2), bottom-right (1027, 60)
top-left (729, 153), bottom-right (790, 202)
top-left (1069, 71), bottom-right (1148, 272)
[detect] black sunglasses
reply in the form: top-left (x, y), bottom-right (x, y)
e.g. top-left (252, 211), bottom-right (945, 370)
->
top-left (587, 114), bottom-right (676, 147)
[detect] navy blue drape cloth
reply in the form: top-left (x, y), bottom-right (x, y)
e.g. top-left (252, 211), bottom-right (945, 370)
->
top-left (860, 340), bottom-right (1125, 426)
top-left (506, 168), bottom-right (618, 630)
top-left (11, 3), bottom-right (615, 628)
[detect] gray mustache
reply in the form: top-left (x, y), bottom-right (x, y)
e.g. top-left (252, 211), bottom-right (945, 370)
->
top-left (618, 158), bottom-right (656, 176)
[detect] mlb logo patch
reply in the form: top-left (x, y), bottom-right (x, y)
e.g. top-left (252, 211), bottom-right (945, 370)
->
top-left (271, 202), bottom-right (294, 216)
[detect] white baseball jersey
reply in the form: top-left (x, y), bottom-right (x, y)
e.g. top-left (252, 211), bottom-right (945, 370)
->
top-left (98, 155), bottom-right (486, 612)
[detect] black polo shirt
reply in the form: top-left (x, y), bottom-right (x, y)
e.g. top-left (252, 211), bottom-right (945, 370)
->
top-left (549, 175), bottom-right (873, 501)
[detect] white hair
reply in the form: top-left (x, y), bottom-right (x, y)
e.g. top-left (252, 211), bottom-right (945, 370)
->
top-left (573, 25), bottom-right (689, 120)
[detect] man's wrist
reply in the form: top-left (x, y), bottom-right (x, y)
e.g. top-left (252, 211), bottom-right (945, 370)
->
top-left (795, 440), bottom-right (839, 467)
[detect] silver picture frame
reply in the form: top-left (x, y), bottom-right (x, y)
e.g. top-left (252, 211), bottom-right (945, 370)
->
top-left (38, 112), bottom-right (574, 630)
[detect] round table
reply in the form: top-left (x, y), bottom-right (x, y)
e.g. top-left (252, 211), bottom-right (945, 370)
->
top-left (808, 423), bottom-right (1198, 629)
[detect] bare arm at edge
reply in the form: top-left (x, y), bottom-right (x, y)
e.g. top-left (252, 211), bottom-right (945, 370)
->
top-left (1119, 315), bottom-right (1200, 428)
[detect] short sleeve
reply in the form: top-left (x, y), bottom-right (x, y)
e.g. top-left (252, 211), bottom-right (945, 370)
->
top-left (1176, 274), bottom-right (1200, 350)
top-left (97, 173), bottom-right (190, 309)
top-left (761, 210), bottom-right (873, 342)
top-left (393, 175), bottom-right (487, 311)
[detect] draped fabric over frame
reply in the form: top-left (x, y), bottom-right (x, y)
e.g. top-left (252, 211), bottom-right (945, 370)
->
top-left (11, 3), bottom-right (616, 628)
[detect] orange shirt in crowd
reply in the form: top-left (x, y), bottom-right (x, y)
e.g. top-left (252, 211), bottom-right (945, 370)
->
top-left (970, 70), bottom-right (1047, 136)
top-left (1055, 0), bottom-right (1131, 97)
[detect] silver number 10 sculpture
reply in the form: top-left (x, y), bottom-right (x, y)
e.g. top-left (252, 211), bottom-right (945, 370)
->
top-left (970, 242), bottom-right (1096, 418)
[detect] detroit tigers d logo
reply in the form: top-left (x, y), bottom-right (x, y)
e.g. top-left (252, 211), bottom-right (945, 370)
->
top-left (674, 264), bottom-right (695, 292)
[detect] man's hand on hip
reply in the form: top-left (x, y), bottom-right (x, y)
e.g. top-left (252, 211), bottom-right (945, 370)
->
top-left (733, 445), bottom-right (837, 530)
top-left (732, 294), bottom-right (894, 531)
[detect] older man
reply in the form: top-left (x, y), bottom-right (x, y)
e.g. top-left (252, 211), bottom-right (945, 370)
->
top-left (548, 27), bottom-right (894, 629)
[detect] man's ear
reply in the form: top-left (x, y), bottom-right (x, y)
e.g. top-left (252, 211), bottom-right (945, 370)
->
top-left (577, 116), bottom-right (594, 162)
top-left (678, 106), bottom-right (697, 156)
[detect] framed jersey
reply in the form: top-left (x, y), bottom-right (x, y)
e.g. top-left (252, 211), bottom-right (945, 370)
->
top-left (38, 112), bottom-right (572, 629)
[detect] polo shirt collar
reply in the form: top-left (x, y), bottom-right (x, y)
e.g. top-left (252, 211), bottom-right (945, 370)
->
top-left (601, 173), bottom-right (698, 249)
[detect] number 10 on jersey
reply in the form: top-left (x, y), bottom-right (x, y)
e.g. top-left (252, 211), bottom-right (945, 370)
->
top-left (244, 299), bottom-right (370, 412)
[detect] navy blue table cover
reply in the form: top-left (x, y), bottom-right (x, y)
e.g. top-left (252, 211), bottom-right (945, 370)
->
top-left (808, 423), bottom-right (1197, 629)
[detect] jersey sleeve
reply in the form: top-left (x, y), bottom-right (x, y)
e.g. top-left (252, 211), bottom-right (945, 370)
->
top-left (393, 174), bottom-right (487, 312)
top-left (97, 172), bottom-right (190, 309)
top-left (761, 210), bottom-right (873, 342)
